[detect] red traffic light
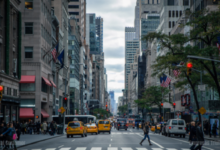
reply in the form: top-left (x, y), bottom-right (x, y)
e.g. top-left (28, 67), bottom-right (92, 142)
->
top-left (173, 102), bottom-right (176, 106)
top-left (187, 62), bottom-right (193, 68)
top-left (106, 105), bottom-right (107, 107)
top-left (0, 86), bottom-right (3, 91)
top-left (161, 103), bottom-right (163, 107)
top-left (64, 97), bottom-right (67, 101)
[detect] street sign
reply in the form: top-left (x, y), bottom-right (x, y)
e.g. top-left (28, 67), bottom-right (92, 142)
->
top-left (199, 107), bottom-right (206, 115)
top-left (198, 85), bottom-right (206, 91)
top-left (59, 107), bottom-right (65, 114)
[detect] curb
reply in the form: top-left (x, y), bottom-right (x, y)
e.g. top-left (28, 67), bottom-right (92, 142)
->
top-left (17, 134), bottom-right (64, 148)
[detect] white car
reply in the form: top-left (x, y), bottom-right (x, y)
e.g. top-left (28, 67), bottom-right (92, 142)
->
top-left (165, 119), bottom-right (186, 138)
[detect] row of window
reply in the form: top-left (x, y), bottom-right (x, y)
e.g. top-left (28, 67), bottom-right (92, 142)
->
top-left (146, 0), bottom-right (159, 4)
top-left (41, 0), bottom-right (51, 23)
top-left (169, 11), bottom-right (182, 18)
top-left (169, 21), bottom-right (176, 28)
top-left (2, 87), bottom-right (17, 97)
top-left (41, 24), bottom-right (52, 44)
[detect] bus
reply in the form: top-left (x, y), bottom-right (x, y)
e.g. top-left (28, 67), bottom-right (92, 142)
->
top-left (52, 115), bottom-right (96, 127)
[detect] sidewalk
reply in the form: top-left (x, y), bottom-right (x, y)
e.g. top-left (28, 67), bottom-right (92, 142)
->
top-left (16, 133), bottom-right (63, 148)
top-left (186, 133), bottom-right (220, 142)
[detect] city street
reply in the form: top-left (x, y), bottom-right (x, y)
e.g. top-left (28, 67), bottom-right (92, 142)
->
top-left (18, 128), bottom-right (219, 150)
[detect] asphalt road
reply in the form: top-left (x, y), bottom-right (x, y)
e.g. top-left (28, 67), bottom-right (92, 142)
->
top-left (18, 128), bottom-right (219, 150)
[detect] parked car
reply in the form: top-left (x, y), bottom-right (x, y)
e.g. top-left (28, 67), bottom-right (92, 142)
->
top-left (164, 119), bottom-right (186, 138)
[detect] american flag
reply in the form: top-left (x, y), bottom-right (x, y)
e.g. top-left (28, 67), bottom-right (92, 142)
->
top-left (160, 74), bottom-right (171, 87)
top-left (51, 44), bottom-right (58, 62)
top-left (172, 62), bottom-right (185, 77)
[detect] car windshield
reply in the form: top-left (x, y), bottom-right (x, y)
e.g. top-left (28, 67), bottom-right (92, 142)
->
top-left (99, 121), bottom-right (109, 124)
top-left (69, 122), bottom-right (80, 127)
top-left (87, 123), bottom-right (96, 127)
top-left (178, 120), bottom-right (184, 125)
top-left (172, 120), bottom-right (178, 125)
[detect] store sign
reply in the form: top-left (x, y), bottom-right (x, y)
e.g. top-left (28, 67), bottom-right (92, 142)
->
top-left (208, 100), bottom-right (220, 110)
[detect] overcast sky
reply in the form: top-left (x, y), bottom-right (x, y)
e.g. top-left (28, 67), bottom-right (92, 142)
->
top-left (87, 0), bottom-right (136, 102)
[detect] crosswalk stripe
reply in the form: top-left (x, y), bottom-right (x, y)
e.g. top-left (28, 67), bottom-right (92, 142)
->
top-left (91, 147), bottom-right (101, 150)
top-left (136, 148), bottom-right (148, 150)
top-left (45, 149), bottom-right (56, 150)
top-left (181, 149), bottom-right (190, 150)
top-left (151, 148), bottom-right (163, 150)
top-left (60, 148), bottom-right (71, 150)
top-left (121, 147), bottom-right (133, 150)
top-left (108, 148), bottom-right (118, 150)
top-left (76, 148), bottom-right (87, 150)
top-left (166, 149), bottom-right (177, 150)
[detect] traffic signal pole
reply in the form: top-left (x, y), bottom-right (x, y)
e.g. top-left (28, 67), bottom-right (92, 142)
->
top-left (172, 84), bottom-right (175, 118)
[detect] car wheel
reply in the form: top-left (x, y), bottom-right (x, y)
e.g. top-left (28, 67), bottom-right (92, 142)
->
top-left (85, 133), bottom-right (87, 137)
top-left (67, 135), bottom-right (69, 138)
top-left (125, 129), bottom-right (127, 131)
top-left (109, 131), bottom-right (111, 134)
top-left (98, 131), bottom-right (100, 134)
top-left (133, 127), bottom-right (134, 129)
top-left (82, 133), bottom-right (85, 137)
top-left (96, 132), bottom-right (98, 135)
top-left (71, 135), bottom-right (73, 138)
top-left (168, 133), bottom-right (171, 137)
top-left (183, 135), bottom-right (185, 138)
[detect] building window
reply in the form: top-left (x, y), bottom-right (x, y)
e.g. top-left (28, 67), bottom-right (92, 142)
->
top-left (169, 11), bottom-right (171, 17)
top-left (167, 0), bottom-right (174, 5)
top-left (25, 22), bottom-right (33, 34)
top-left (172, 11), bottom-right (175, 17)
top-left (13, 89), bottom-right (17, 96)
top-left (20, 83), bottom-right (35, 92)
top-left (173, 21), bottom-right (175, 27)
top-left (152, 0), bottom-right (154, 4)
top-left (7, 87), bottom-right (11, 95)
top-left (41, 79), bottom-right (48, 93)
top-left (68, 5), bottom-right (79, 8)
top-left (69, 12), bottom-right (79, 15)
top-left (180, 11), bottom-right (182, 17)
top-left (169, 21), bottom-right (171, 28)
top-left (25, 47), bottom-right (33, 58)
top-left (183, 0), bottom-right (189, 6)
top-left (176, 11), bottom-right (178, 17)
top-left (25, 0), bottom-right (33, 9)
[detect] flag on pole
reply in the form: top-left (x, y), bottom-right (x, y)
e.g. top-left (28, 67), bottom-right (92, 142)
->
top-left (172, 62), bottom-right (184, 77)
top-left (160, 74), bottom-right (171, 87)
top-left (51, 44), bottom-right (58, 62)
top-left (57, 50), bottom-right (64, 68)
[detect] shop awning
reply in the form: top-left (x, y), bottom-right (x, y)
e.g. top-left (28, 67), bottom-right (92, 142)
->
top-left (50, 80), bottom-right (57, 88)
top-left (19, 76), bottom-right (35, 83)
top-left (20, 108), bottom-right (34, 118)
top-left (42, 77), bottom-right (52, 86)
top-left (41, 109), bottom-right (49, 118)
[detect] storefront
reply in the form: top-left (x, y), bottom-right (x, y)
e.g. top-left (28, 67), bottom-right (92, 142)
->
top-left (0, 97), bottom-right (20, 123)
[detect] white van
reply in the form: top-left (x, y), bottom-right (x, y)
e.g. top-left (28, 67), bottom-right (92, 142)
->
top-left (165, 119), bottom-right (186, 138)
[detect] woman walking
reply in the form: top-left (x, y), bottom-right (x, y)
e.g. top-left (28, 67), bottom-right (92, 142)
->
top-left (195, 122), bottom-right (204, 150)
top-left (189, 121), bottom-right (197, 150)
top-left (1, 123), bottom-right (17, 150)
top-left (139, 122), bottom-right (152, 146)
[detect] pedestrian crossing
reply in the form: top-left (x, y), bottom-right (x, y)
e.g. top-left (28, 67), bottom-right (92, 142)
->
top-left (23, 147), bottom-right (191, 150)
top-left (111, 133), bottom-right (154, 135)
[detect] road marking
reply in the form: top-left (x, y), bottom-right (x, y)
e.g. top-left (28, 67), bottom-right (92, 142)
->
top-left (137, 134), bottom-right (164, 148)
top-left (91, 147), bottom-right (101, 150)
top-left (60, 148), bottom-right (71, 150)
top-left (72, 139), bottom-right (75, 142)
top-left (171, 138), bottom-right (214, 150)
top-left (136, 148), bottom-right (148, 150)
top-left (152, 149), bottom-right (163, 150)
top-left (75, 148), bottom-right (87, 150)
top-left (109, 144), bottom-right (111, 147)
top-left (111, 139), bottom-right (112, 141)
top-left (181, 149), bottom-right (190, 150)
top-left (121, 147), bottom-right (133, 150)
top-left (45, 149), bottom-right (56, 150)
top-left (58, 145), bottom-right (64, 148)
top-left (166, 149), bottom-right (177, 150)
top-left (108, 148), bottom-right (117, 150)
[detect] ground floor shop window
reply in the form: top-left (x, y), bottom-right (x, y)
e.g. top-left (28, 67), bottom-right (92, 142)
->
top-left (5, 106), bottom-right (10, 123)
top-left (12, 106), bottom-right (17, 121)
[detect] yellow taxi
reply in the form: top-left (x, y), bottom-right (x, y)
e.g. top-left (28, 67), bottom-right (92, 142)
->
top-left (97, 120), bottom-right (111, 134)
top-left (66, 121), bottom-right (87, 138)
top-left (86, 123), bottom-right (98, 135)
top-left (151, 125), bottom-right (161, 132)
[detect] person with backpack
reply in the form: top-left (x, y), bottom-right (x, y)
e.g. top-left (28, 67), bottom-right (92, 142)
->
top-left (139, 122), bottom-right (152, 146)
top-left (1, 123), bottom-right (17, 150)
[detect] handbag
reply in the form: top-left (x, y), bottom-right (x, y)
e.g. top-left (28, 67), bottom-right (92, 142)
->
top-left (13, 133), bottom-right (18, 140)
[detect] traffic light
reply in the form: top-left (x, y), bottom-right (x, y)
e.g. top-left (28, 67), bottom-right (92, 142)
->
top-left (187, 62), bottom-right (193, 76)
top-left (173, 102), bottom-right (176, 108)
top-left (63, 97), bottom-right (67, 101)
top-left (161, 103), bottom-right (163, 107)
top-left (106, 105), bottom-right (108, 110)
top-left (0, 86), bottom-right (3, 101)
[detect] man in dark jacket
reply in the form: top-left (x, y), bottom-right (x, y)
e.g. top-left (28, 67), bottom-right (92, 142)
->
top-left (50, 121), bottom-right (55, 136)
top-left (212, 120), bottom-right (218, 138)
top-left (189, 122), bottom-right (197, 150)
top-left (195, 122), bottom-right (204, 150)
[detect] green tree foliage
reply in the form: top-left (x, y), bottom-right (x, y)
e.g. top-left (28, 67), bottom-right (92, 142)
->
top-left (118, 105), bottom-right (128, 115)
top-left (92, 108), bottom-right (110, 119)
top-left (135, 86), bottom-right (170, 121)
top-left (142, 8), bottom-right (220, 122)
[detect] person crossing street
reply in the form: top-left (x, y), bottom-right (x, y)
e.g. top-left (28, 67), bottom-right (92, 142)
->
top-left (139, 122), bottom-right (152, 146)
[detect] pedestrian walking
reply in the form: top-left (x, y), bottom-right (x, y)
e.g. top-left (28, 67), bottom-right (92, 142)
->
top-left (189, 121), bottom-right (197, 150)
top-left (194, 122), bottom-right (204, 150)
top-left (1, 123), bottom-right (17, 150)
top-left (43, 121), bottom-right (47, 135)
top-left (21, 122), bottom-right (25, 135)
top-left (139, 122), bottom-right (152, 146)
top-left (208, 122), bottom-right (212, 138)
top-left (15, 121), bottom-right (21, 141)
top-left (0, 123), bottom-right (6, 148)
top-left (50, 121), bottom-right (55, 136)
top-left (212, 120), bottom-right (218, 138)
top-left (154, 123), bottom-right (157, 134)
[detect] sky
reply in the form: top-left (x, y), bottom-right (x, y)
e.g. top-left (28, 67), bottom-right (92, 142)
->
top-left (87, 0), bottom-right (137, 102)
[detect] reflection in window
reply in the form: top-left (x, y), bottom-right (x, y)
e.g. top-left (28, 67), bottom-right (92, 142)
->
top-left (25, 0), bottom-right (33, 9)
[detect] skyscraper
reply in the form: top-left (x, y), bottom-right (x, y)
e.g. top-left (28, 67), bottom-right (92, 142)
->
top-left (125, 27), bottom-right (139, 90)
top-left (134, 0), bottom-right (140, 39)
top-left (88, 14), bottom-right (98, 54)
top-left (96, 17), bottom-right (104, 53)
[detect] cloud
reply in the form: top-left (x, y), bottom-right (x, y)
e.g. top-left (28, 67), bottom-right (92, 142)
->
top-left (87, 0), bottom-right (136, 101)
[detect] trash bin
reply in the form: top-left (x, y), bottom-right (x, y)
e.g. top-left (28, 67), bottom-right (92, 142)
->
top-left (57, 125), bottom-right (64, 134)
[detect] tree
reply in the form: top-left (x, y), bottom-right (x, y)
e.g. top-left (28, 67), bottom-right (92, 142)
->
top-left (134, 86), bottom-right (170, 122)
top-left (142, 8), bottom-right (220, 122)
top-left (118, 105), bottom-right (128, 116)
top-left (92, 108), bottom-right (110, 119)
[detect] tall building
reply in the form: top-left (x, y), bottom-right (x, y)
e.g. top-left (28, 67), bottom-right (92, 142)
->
top-left (68, 0), bottom-right (86, 44)
top-left (134, 0), bottom-right (140, 39)
top-left (0, 0), bottom-right (21, 123)
top-left (109, 91), bottom-right (115, 113)
top-left (96, 17), bottom-right (104, 53)
top-left (124, 27), bottom-right (139, 90)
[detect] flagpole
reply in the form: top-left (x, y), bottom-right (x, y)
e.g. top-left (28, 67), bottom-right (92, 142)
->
top-left (43, 46), bottom-right (53, 58)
